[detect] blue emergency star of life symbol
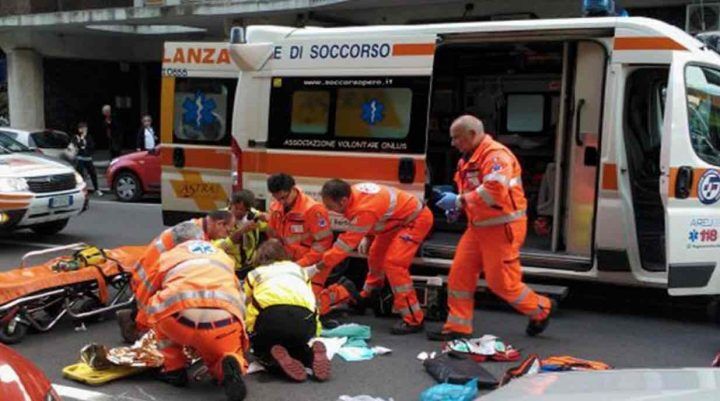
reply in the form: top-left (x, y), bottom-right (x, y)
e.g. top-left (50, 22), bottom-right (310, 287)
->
top-left (187, 241), bottom-right (216, 255)
top-left (182, 91), bottom-right (217, 129)
top-left (689, 230), bottom-right (699, 243)
top-left (361, 99), bottom-right (385, 125)
top-left (698, 169), bottom-right (720, 205)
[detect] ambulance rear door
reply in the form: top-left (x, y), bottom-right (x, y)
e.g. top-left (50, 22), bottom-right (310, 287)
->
top-left (663, 50), bottom-right (720, 295)
top-left (160, 42), bottom-right (238, 225)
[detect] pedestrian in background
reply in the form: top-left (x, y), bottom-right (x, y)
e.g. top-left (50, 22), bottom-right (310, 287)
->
top-left (102, 104), bottom-right (123, 159)
top-left (136, 114), bottom-right (158, 151)
top-left (72, 121), bottom-right (102, 196)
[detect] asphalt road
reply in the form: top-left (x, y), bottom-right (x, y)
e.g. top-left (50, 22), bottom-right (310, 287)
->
top-left (1, 198), bottom-right (719, 401)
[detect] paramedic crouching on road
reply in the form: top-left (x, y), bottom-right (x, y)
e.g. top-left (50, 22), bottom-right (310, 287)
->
top-left (265, 173), bottom-right (357, 317)
top-left (430, 115), bottom-right (555, 341)
top-left (244, 239), bottom-right (330, 382)
top-left (116, 210), bottom-right (235, 343)
top-left (308, 179), bottom-right (433, 335)
top-left (146, 240), bottom-right (248, 401)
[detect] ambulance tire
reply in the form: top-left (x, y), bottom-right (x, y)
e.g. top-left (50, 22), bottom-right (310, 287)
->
top-left (30, 219), bottom-right (69, 236)
top-left (0, 320), bottom-right (28, 345)
top-left (114, 171), bottom-right (143, 202)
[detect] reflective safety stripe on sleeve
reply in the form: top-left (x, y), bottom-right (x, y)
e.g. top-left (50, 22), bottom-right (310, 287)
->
top-left (311, 242), bottom-right (330, 252)
top-left (472, 210), bottom-right (526, 227)
top-left (334, 238), bottom-right (355, 253)
top-left (154, 239), bottom-right (166, 253)
top-left (135, 264), bottom-right (156, 295)
top-left (448, 289), bottom-right (474, 299)
top-left (146, 290), bottom-right (242, 316)
top-left (284, 233), bottom-right (312, 245)
top-left (313, 229), bottom-right (332, 240)
top-left (373, 187), bottom-right (398, 231)
top-left (475, 185), bottom-right (496, 207)
top-left (345, 224), bottom-right (372, 233)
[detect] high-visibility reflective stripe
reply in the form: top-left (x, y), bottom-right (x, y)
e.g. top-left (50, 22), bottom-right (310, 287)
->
top-left (508, 177), bottom-right (522, 187)
top-left (146, 290), bottom-right (242, 315)
top-left (475, 185), bottom-right (496, 207)
top-left (311, 242), bottom-right (330, 252)
top-left (401, 201), bottom-right (424, 226)
top-left (392, 283), bottom-right (414, 294)
top-left (447, 314), bottom-right (473, 327)
top-left (329, 292), bottom-right (337, 304)
top-left (136, 264), bottom-right (156, 294)
top-left (472, 210), bottom-right (526, 227)
top-left (448, 289), bottom-right (474, 300)
top-left (163, 258), bottom-right (234, 285)
top-left (510, 286), bottom-right (531, 307)
top-left (396, 302), bottom-right (422, 317)
top-left (374, 187), bottom-right (398, 231)
top-left (248, 268), bottom-right (307, 287)
top-left (334, 238), bottom-right (354, 253)
top-left (154, 239), bottom-right (166, 253)
top-left (346, 225), bottom-right (371, 233)
top-left (313, 229), bottom-right (332, 240)
top-left (285, 233), bottom-right (311, 245)
top-left (483, 172), bottom-right (509, 186)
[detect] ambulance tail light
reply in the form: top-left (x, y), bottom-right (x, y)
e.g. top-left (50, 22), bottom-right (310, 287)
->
top-left (231, 137), bottom-right (243, 192)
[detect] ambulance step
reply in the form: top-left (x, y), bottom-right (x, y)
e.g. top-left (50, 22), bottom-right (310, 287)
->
top-left (411, 274), bottom-right (570, 300)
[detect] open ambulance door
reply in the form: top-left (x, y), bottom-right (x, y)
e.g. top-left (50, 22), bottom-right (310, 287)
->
top-left (663, 51), bottom-right (720, 296)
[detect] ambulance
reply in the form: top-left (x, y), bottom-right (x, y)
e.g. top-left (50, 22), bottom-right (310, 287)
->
top-left (159, 42), bottom-right (238, 225)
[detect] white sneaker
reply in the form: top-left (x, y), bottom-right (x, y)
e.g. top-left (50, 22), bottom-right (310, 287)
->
top-left (95, 190), bottom-right (103, 197)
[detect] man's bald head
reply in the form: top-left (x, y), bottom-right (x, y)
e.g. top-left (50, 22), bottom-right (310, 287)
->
top-left (450, 115), bottom-right (485, 153)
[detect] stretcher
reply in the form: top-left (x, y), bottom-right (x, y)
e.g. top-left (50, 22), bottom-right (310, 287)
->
top-left (0, 243), bottom-right (144, 344)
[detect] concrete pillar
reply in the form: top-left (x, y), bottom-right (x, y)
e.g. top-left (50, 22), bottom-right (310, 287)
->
top-left (7, 49), bottom-right (44, 129)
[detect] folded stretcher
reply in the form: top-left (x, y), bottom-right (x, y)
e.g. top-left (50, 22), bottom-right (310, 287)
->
top-left (0, 243), bottom-right (144, 344)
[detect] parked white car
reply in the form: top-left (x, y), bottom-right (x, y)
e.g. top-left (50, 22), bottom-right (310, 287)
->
top-left (0, 134), bottom-right (87, 235)
top-left (0, 128), bottom-right (72, 160)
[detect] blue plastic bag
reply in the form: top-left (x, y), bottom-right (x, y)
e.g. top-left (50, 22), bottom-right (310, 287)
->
top-left (419, 379), bottom-right (478, 401)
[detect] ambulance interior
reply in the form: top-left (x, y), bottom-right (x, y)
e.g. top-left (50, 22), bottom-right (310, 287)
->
top-left (422, 40), bottom-right (667, 272)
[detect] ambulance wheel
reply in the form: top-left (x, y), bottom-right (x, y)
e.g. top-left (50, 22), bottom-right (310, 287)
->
top-left (72, 298), bottom-right (105, 323)
top-left (30, 219), bottom-right (69, 236)
top-left (0, 319), bottom-right (28, 344)
top-left (114, 171), bottom-right (143, 202)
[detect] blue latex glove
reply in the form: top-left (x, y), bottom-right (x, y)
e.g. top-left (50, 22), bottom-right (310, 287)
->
top-left (435, 192), bottom-right (458, 211)
top-left (445, 209), bottom-right (460, 223)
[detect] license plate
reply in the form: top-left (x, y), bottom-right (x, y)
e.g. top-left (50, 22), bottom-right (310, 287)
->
top-left (49, 196), bottom-right (72, 208)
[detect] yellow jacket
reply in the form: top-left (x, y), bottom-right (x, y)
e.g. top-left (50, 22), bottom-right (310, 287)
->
top-left (243, 260), bottom-right (320, 335)
top-left (213, 208), bottom-right (268, 271)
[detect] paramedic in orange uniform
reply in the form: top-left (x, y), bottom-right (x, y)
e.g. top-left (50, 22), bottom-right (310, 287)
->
top-left (116, 210), bottom-right (235, 343)
top-left (265, 173), bottom-right (357, 316)
top-left (429, 115), bottom-right (554, 341)
top-left (145, 239), bottom-right (248, 401)
top-left (310, 179), bottom-right (432, 335)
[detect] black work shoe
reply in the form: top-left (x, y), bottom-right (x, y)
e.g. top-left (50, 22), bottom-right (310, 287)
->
top-left (425, 328), bottom-right (471, 342)
top-left (390, 320), bottom-right (424, 335)
top-left (116, 309), bottom-right (138, 344)
top-left (526, 299), bottom-right (557, 337)
top-left (222, 355), bottom-right (247, 401)
top-left (338, 277), bottom-right (361, 303)
top-left (156, 368), bottom-right (188, 387)
top-left (320, 316), bottom-right (341, 330)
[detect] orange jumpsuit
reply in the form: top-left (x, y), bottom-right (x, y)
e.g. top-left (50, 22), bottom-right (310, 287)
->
top-left (145, 240), bottom-right (248, 378)
top-left (132, 218), bottom-right (207, 328)
top-left (318, 183), bottom-right (432, 325)
top-left (443, 135), bottom-right (551, 335)
top-left (268, 188), bottom-right (348, 315)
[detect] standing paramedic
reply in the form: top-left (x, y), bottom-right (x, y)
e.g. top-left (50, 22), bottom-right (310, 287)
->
top-left (309, 179), bottom-right (432, 335)
top-left (116, 210), bottom-right (235, 343)
top-left (146, 239), bottom-right (248, 401)
top-left (431, 115), bottom-right (554, 341)
top-left (264, 173), bottom-right (357, 317)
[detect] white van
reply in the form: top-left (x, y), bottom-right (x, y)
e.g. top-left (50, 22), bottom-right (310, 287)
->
top-left (227, 17), bottom-right (720, 296)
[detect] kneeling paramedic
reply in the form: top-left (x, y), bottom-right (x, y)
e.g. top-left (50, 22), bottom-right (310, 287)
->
top-left (146, 240), bottom-right (249, 401)
top-left (265, 173), bottom-right (357, 317)
top-left (117, 210), bottom-right (235, 343)
top-left (309, 179), bottom-right (433, 335)
top-left (431, 115), bottom-right (554, 341)
top-left (214, 190), bottom-right (268, 278)
top-left (244, 239), bottom-right (329, 382)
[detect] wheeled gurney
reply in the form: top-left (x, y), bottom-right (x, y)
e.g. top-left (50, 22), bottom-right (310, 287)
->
top-left (0, 243), bottom-right (144, 344)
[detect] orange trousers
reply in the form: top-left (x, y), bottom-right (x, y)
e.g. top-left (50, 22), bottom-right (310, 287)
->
top-left (364, 207), bottom-right (433, 325)
top-left (312, 272), bottom-right (351, 316)
top-left (155, 314), bottom-right (248, 380)
top-left (443, 221), bottom-right (551, 334)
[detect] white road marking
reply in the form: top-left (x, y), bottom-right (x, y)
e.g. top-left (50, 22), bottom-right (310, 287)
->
top-left (0, 239), bottom-right (67, 249)
top-left (53, 384), bottom-right (150, 401)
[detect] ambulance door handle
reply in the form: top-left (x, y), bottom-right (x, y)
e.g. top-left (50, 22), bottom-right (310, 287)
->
top-left (398, 157), bottom-right (416, 184)
top-left (575, 99), bottom-right (586, 147)
top-left (173, 147), bottom-right (185, 169)
top-left (675, 166), bottom-right (693, 199)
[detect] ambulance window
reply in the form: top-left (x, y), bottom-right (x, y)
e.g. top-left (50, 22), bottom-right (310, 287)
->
top-left (334, 88), bottom-right (412, 139)
top-left (506, 94), bottom-right (544, 132)
top-left (172, 78), bottom-right (235, 146)
top-left (291, 91), bottom-right (330, 135)
top-left (685, 65), bottom-right (720, 166)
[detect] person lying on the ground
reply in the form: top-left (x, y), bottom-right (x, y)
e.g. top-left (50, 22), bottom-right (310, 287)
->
top-left (243, 239), bottom-right (330, 383)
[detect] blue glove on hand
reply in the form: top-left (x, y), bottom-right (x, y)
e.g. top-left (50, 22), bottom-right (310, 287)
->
top-left (435, 192), bottom-right (458, 211)
top-left (445, 209), bottom-right (460, 223)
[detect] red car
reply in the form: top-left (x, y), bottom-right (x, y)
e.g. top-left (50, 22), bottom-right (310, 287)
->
top-left (0, 344), bottom-right (61, 400)
top-left (106, 148), bottom-right (161, 202)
